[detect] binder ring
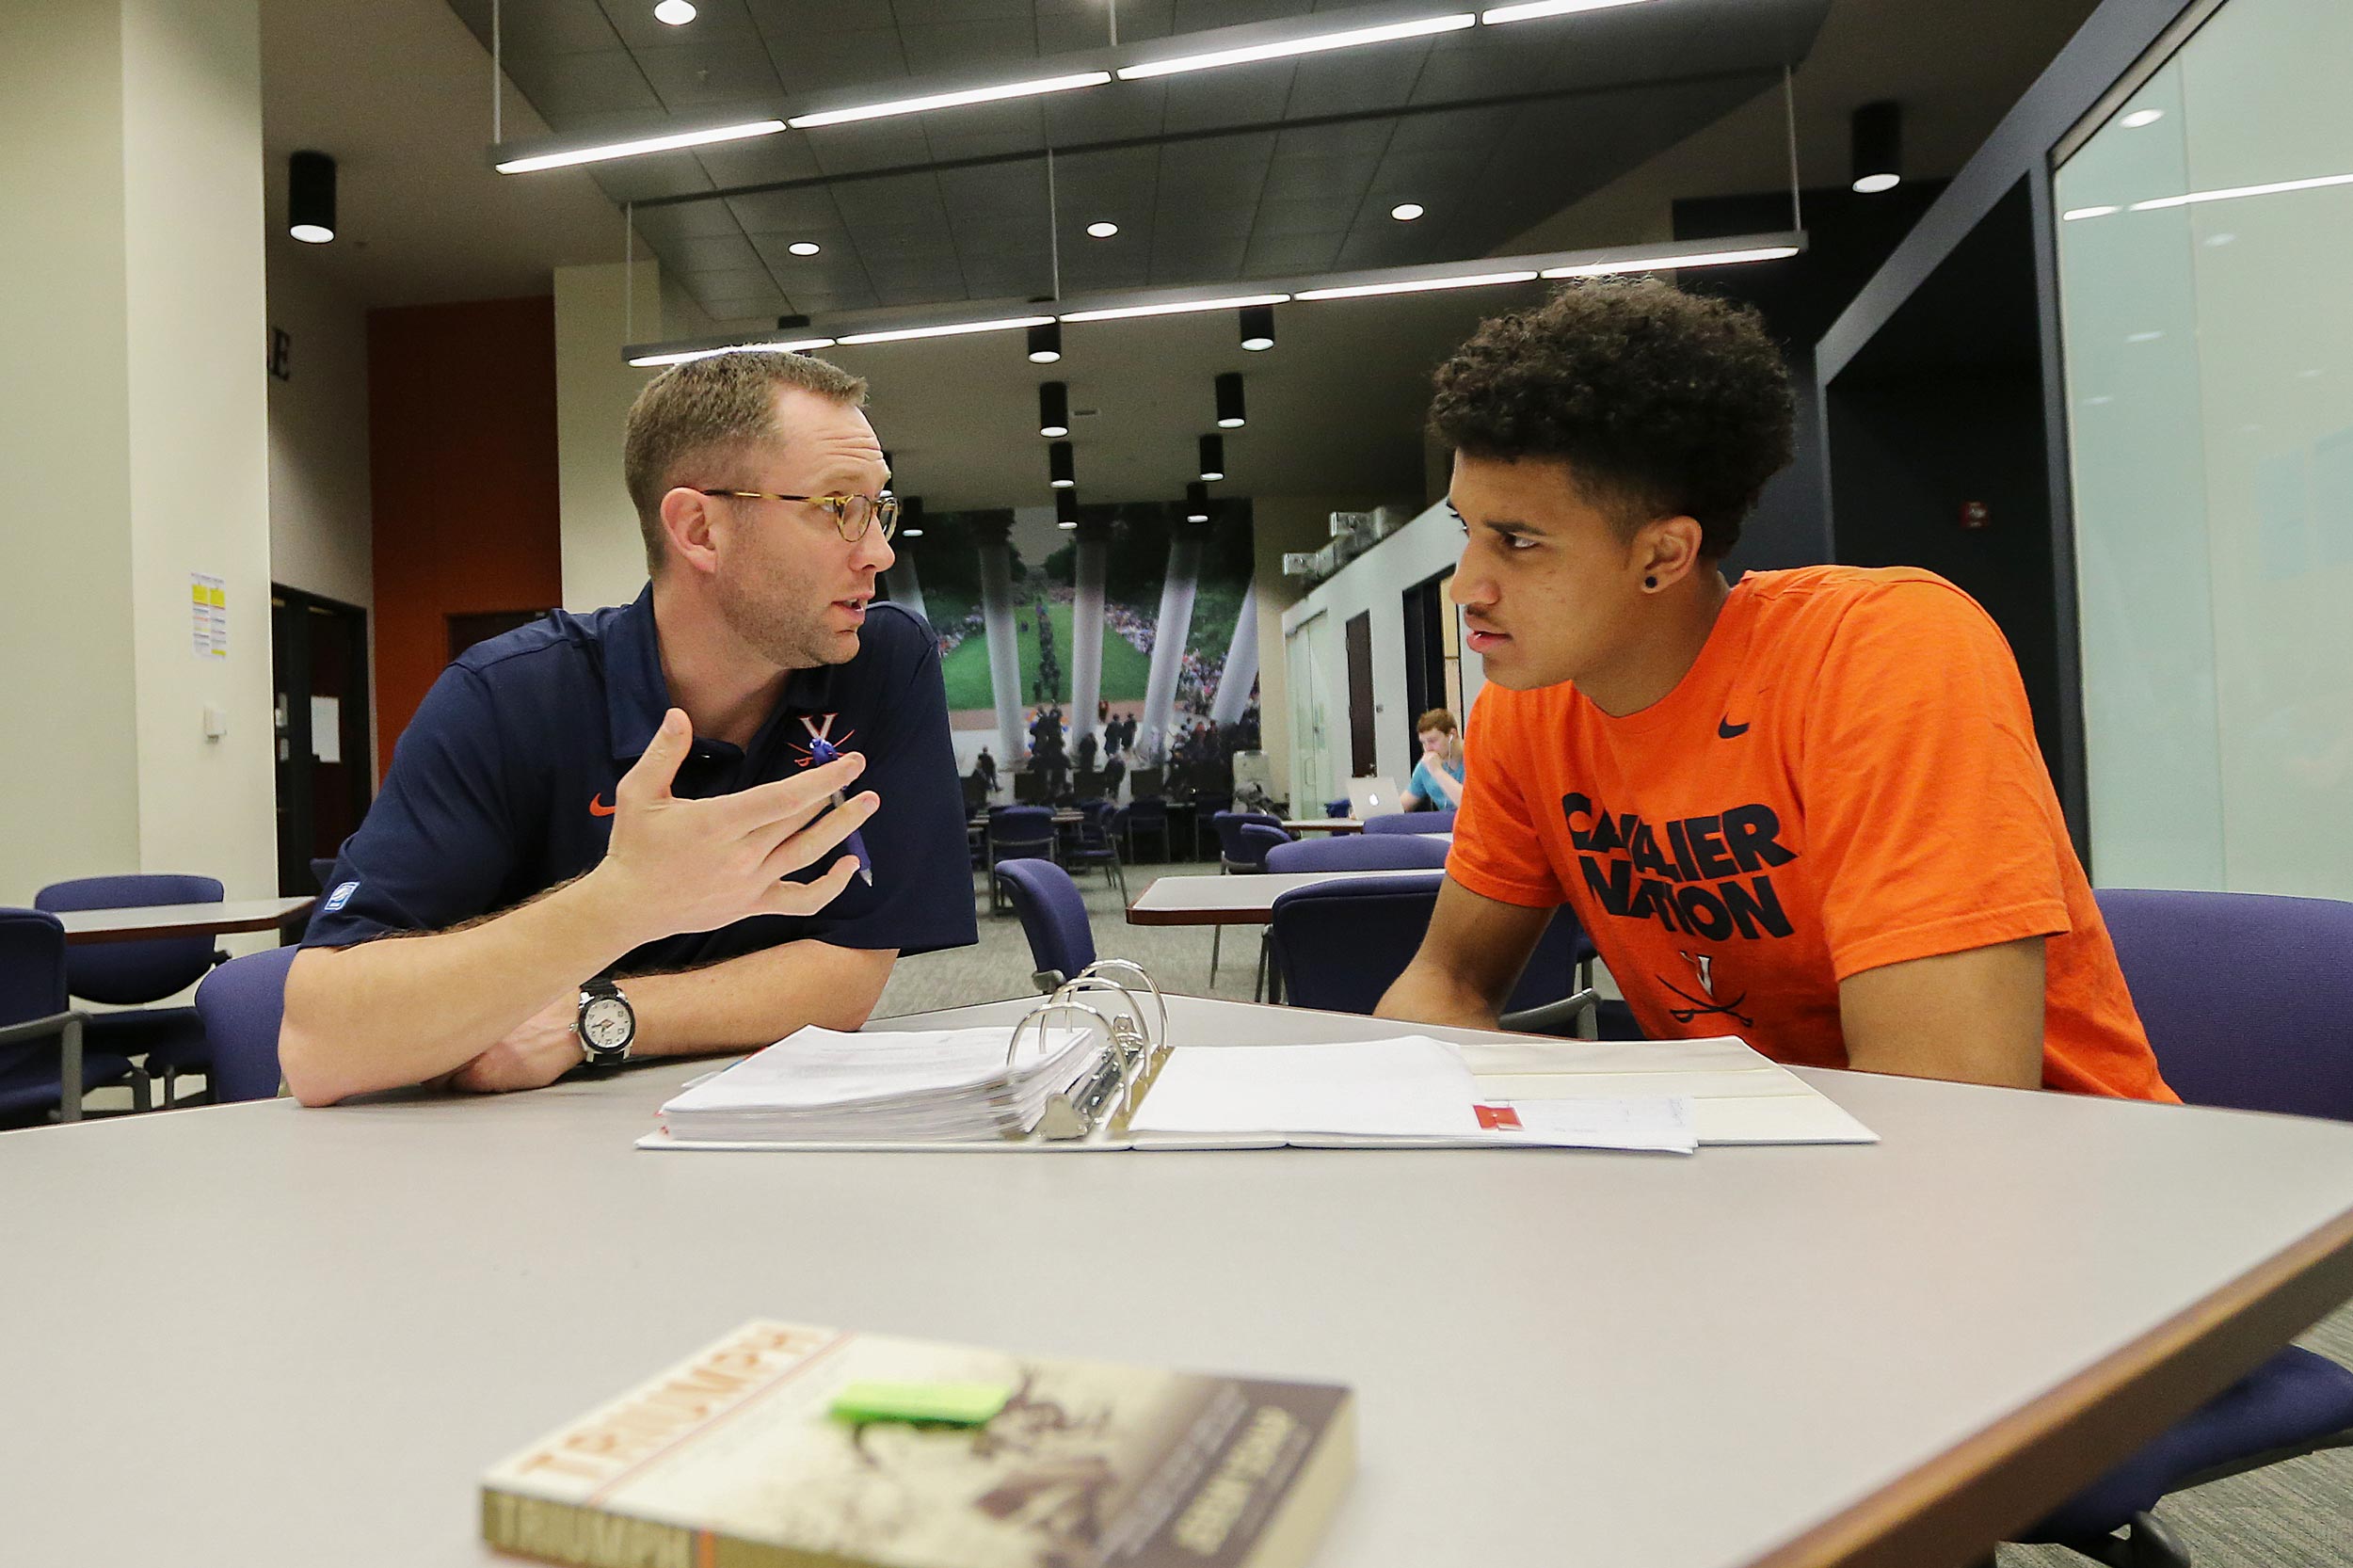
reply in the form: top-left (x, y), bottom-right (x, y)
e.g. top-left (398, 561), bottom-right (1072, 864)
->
top-left (1006, 1000), bottom-right (1114, 1069)
top-left (1078, 960), bottom-right (1166, 1047)
top-left (1049, 976), bottom-right (1150, 1064)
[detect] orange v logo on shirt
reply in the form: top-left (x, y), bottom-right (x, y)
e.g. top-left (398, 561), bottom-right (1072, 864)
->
top-left (588, 793), bottom-right (616, 817)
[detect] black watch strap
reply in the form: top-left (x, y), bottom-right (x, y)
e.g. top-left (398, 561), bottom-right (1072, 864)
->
top-left (576, 978), bottom-right (634, 1067)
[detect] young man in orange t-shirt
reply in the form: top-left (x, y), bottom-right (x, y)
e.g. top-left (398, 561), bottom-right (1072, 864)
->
top-left (1377, 280), bottom-right (2173, 1099)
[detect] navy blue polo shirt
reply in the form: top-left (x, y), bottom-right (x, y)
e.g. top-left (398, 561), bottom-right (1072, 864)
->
top-left (304, 588), bottom-right (976, 971)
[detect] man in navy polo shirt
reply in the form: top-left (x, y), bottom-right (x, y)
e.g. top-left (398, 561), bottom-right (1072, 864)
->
top-left (279, 351), bottom-right (976, 1105)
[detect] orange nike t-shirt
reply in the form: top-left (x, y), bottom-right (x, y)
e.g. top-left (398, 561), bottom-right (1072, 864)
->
top-left (1449, 565), bottom-right (2175, 1101)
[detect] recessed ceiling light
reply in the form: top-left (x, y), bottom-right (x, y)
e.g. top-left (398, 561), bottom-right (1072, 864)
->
top-left (1850, 172), bottom-right (1901, 194)
top-left (653, 0), bottom-right (696, 23)
top-left (1086, 221), bottom-right (1119, 238)
top-left (1390, 202), bottom-right (1425, 221)
top-left (787, 241), bottom-right (821, 256)
top-left (2121, 108), bottom-right (2166, 128)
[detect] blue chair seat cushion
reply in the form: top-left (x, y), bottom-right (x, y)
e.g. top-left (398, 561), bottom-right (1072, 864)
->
top-left (82, 1005), bottom-right (212, 1070)
top-left (0, 1048), bottom-right (143, 1120)
top-left (2016, 1346), bottom-right (2353, 1542)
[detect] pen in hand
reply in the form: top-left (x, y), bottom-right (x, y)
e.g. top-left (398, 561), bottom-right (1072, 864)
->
top-left (804, 733), bottom-right (874, 886)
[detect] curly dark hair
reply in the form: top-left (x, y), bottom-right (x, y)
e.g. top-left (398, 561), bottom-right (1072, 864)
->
top-left (1429, 278), bottom-right (1794, 559)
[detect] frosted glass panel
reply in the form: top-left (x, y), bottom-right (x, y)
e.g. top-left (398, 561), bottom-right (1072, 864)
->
top-left (2057, 0), bottom-right (2353, 897)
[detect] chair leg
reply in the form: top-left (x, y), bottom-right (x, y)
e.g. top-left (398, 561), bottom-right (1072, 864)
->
top-left (1209, 924), bottom-right (1223, 985)
top-left (129, 1071), bottom-right (151, 1113)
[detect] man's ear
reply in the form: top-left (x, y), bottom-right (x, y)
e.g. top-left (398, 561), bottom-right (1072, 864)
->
top-left (659, 488), bottom-right (722, 577)
top-left (1635, 515), bottom-right (1705, 590)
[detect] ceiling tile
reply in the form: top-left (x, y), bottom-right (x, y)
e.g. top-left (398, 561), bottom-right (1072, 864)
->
top-left (680, 264), bottom-right (780, 296)
top-left (595, 0), bottom-right (762, 51)
top-left (837, 170), bottom-right (950, 226)
top-left (668, 232), bottom-right (763, 269)
top-left (896, 19), bottom-right (1040, 75)
top-left (1037, 83), bottom-right (1167, 145)
top-left (758, 26), bottom-right (910, 95)
top-left (1147, 234), bottom-right (1247, 282)
top-left (628, 40), bottom-right (786, 111)
top-left (1158, 66), bottom-right (1297, 134)
top-left (803, 120), bottom-right (936, 175)
top-left (692, 135), bottom-right (824, 188)
top-left (728, 185), bottom-right (849, 232)
top-left (1250, 196), bottom-right (1359, 237)
top-left (448, 0), bottom-right (620, 56)
top-left (888, 0), bottom-right (1033, 22)
top-left (589, 154), bottom-right (721, 205)
top-left (632, 201), bottom-right (746, 246)
top-left (500, 50), bottom-right (663, 120)
top-left (1241, 231), bottom-right (1344, 274)
top-left (1257, 153), bottom-right (1378, 204)
top-left (1281, 47), bottom-right (1430, 120)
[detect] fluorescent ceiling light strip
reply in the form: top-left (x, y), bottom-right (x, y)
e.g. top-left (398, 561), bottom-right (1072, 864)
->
top-left (834, 315), bottom-right (1054, 345)
top-left (1059, 293), bottom-right (1289, 323)
top-left (496, 120), bottom-right (785, 174)
top-left (627, 337), bottom-right (836, 368)
top-left (1117, 14), bottom-right (1474, 80)
top-left (1541, 245), bottom-right (1800, 277)
top-left (1482, 0), bottom-right (1659, 24)
top-left (2061, 205), bottom-right (2121, 221)
top-left (1295, 269), bottom-right (1539, 300)
top-left (789, 72), bottom-right (1110, 129)
top-left (2128, 169), bottom-right (2353, 212)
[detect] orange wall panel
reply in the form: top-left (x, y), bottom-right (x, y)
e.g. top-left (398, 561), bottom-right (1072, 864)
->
top-left (366, 296), bottom-right (563, 777)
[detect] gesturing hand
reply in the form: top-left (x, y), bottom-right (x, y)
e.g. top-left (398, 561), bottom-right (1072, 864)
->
top-left (592, 708), bottom-right (876, 946)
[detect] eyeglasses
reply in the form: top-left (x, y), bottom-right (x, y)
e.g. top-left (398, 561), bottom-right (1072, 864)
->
top-left (694, 488), bottom-right (899, 542)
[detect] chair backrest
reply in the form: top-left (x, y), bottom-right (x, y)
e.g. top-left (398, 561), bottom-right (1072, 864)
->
top-left (1269, 873), bottom-right (1582, 1016)
top-left (35, 873), bottom-right (224, 1004)
top-left (989, 806), bottom-right (1056, 856)
top-left (192, 945), bottom-right (297, 1103)
top-left (1212, 810), bottom-right (1285, 867)
top-left (1325, 799), bottom-right (1353, 819)
top-left (1265, 834), bottom-right (1450, 873)
top-left (991, 859), bottom-right (1097, 987)
top-left (1122, 796), bottom-right (1166, 825)
top-left (310, 857), bottom-right (341, 893)
top-left (1078, 799), bottom-right (1116, 849)
top-left (961, 774), bottom-right (989, 813)
top-left (1361, 808), bottom-right (1456, 837)
top-left (1012, 771), bottom-right (1048, 804)
top-left (0, 909), bottom-right (69, 1077)
top-left (2094, 888), bottom-right (2353, 1120)
top-left (1238, 823), bottom-right (1292, 866)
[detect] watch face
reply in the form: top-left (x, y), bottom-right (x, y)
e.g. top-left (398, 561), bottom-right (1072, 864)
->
top-left (583, 998), bottom-right (632, 1050)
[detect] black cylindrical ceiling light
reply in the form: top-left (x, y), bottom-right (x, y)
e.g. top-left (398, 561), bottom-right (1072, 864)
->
top-left (1184, 481), bottom-right (1211, 523)
top-left (1239, 304), bottom-right (1275, 352)
top-left (1198, 434), bottom-right (1225, 481)
top-left (1055, 488), bottom-right (1079, 528)
top-left (899, 495), bottom-right (924, 538)
top-left (1214, 371), bottom-right (1246, 428)
top-left (288, 150), bottom-right (337, 244)
top-left (1038, 381), bottom-right (1070, 438)
top-left (1850, 101), bottom-right (1902, 194)
top-left (1048, 440), bottom-right (1076, 489)
top-left (1027, 322), bottom-right (1063, 363)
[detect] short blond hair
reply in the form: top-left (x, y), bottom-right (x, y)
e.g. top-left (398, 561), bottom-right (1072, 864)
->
top-left (622, 351), bottom-right (869, 572)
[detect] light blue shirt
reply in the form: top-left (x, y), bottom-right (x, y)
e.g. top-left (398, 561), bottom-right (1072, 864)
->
top-left (1408, 755), bottom-right (1465, 809)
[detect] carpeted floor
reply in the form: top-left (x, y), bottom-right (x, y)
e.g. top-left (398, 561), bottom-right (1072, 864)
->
top-left (889, 863), bottom-right (2353, 1568)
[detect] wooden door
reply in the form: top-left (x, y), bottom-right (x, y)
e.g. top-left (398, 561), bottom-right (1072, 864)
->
top-left (1344, 610), bottom-right (1376, 778)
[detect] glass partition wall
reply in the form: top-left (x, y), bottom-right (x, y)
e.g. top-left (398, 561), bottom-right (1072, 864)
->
top-left (2056, 0), bottom-right (2353, 897)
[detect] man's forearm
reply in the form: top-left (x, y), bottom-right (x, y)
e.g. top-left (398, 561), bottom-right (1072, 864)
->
top-left (622, 940), bottom-right (897, 1057)
top-left (1375, 956), bottom-right (1504, 1031)
top-left (280, 871), bottom-right (645, 1106)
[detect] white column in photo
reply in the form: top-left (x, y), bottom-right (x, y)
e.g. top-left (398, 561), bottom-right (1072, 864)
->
top-left (884, 551), bottom-right (927, 626)
top-left (1208, 580), bottom-right (1260, 728)
top-left (1139, 520), bottom-right (1208, 752)
top-left (1068, 518), bottom-right (1111, 747)
top-left (970, 516), bottom-right (1027, 762)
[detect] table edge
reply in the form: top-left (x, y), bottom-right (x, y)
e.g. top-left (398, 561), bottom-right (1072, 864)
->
top-left (1740, 1198), bottom-right (2353, 1568)
top-left (61, 904), bottom-right (315, 945)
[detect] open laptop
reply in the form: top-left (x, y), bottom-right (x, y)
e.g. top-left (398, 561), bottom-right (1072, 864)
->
top-left (1348, 776), bottom-right (1401, 819)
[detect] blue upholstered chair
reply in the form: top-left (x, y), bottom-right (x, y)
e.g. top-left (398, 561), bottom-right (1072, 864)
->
top-left (1067, 800), bottom-right (1127, 899)
top-left (190, 946), bottom-right (297, 1103)
top-left (1112, 797), bottom-right (1168, 864)
top-left (992, 858), bottom-right (1096, 992)
top-left (35, 874), bottom-right (227, 1107)
top-left (2008, 890), bottom-right (2353, 1568)
top-left (1362, 808), bottom-right (1456, 836)
top-left (1266, 872), bottom-right (1597, 1034)
top-left (984, 806), bottom-right (1057, 915)
top-left (1265, 835), bottom-right (1450, 874)
top-left (1209, 812), bottom-right (1288, 991)
top-left (0, 907), bottom-right (149, 1127)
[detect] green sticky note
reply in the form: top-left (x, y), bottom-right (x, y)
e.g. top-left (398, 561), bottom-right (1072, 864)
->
top-left (829, 1381), bottom-right (1012, 1427)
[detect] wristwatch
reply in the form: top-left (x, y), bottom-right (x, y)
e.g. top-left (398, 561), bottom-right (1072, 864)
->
top-left (576, 978), bottom-right (635, 1068)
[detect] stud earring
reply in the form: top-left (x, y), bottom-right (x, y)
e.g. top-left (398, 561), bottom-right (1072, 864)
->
top-left (1644, 575), bottom-right (1657, 589)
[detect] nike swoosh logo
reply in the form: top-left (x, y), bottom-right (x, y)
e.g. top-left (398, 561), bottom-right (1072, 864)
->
top-left (589, 794), bottom-right (616, 817)
top-left (1718, 719), bottom-right (1751, 739)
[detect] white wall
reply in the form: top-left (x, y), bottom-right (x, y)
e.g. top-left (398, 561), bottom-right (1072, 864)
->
top-left (120, 0), bottom-right (277, 897)
top-left (1279, 501), bottom-right (1484, 811)
top-left (554, 260), bottom-right (664, 612)
top-left (264, 249), bottom-right (372, 613)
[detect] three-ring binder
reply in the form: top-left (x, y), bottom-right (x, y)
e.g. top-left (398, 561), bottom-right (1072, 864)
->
top-left (1008, 959), bottom-right (1173, 1142)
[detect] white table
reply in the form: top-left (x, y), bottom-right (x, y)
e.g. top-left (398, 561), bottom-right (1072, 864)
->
top-left (52, 894), bottom-right (316, 945)
top-left (3, 994), bottom-right (2351, 1568)
top-left (1128, 868), bottom-right (1435, 926)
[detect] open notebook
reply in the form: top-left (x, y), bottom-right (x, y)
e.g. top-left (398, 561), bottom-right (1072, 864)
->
top-left (637, 963), bottom-right (1877, 1155)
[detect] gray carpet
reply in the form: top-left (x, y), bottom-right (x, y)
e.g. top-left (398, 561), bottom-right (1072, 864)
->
top-left (888, 865), bottom-right (2353, 1568)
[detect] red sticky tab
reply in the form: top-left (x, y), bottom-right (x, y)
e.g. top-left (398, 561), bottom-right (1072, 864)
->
top-left (1474, 1103), bottom-right (1522, 1130)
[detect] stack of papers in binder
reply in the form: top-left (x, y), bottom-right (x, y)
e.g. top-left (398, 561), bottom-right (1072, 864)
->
top-left (657, 1025), bottom-right (1105, 1143)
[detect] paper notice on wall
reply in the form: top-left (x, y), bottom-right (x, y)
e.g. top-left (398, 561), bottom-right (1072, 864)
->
top-left (310, 696), bottom-right (343, 764)
top-left (191, 574), bottom-right (227, 658)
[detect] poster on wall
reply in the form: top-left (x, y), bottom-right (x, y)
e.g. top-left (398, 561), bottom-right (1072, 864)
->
top-left (883, 501), bottom-right (1261, 799)
top-left (191, 573), bottom-right (227, 659)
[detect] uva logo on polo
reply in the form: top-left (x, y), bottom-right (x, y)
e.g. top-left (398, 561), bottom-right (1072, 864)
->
top-left (326, 880), bottom-right (359, 913)
top-left (1561, 792), bottom-right (1797, 942)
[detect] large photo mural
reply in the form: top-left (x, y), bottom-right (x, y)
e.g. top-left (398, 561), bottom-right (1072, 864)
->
top-left (879, 501), bottom-right (1261, 801)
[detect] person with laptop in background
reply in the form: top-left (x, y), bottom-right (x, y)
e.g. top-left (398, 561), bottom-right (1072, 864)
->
top-left (1376, 280), bottom-right (2173, 1099)
top-left (1399, 708), bottom-right (1466, 813)
top-left (278, 352), bottom-right (976, 1106)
